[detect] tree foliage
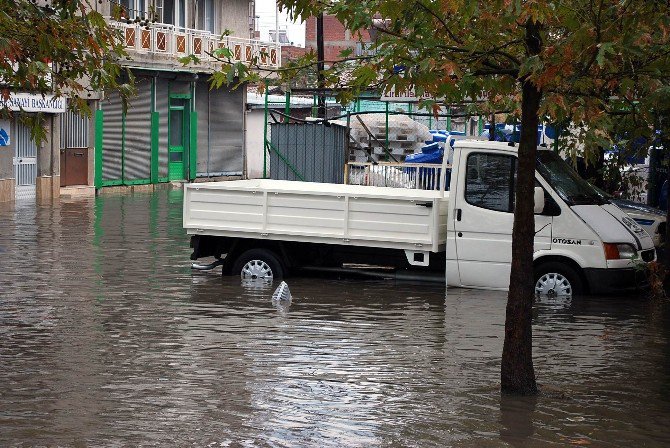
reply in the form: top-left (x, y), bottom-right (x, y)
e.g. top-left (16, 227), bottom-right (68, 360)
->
top-left (0, 0), bottom-right (132, 141)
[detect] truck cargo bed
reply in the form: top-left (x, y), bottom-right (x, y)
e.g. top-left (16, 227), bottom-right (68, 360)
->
top-left (183, 179), bottom-right (448, 252)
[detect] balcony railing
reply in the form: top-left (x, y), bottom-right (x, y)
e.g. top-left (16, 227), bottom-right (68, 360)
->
top-left (110, 21), bottom-right (281, 69)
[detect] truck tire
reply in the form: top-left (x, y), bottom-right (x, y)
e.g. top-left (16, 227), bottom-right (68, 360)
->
top-left (232, 248), bottom-right (284, 281)
top-left (534, 262), bottom-right (584, 298)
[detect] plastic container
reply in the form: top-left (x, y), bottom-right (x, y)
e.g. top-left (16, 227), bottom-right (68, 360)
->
top-left (421, 142), bottom-right (441, 154)
top-left (427, 133), bottom-right (447, 145)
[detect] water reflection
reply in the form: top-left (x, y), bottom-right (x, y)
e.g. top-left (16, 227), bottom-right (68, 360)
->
top-left (0, 191), bottom-right (669, 446)
top-left (499, 395), bottom-right (537, 446)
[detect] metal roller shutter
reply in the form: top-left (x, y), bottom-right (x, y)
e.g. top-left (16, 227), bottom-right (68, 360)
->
top-left (101, 91), bottom-right (123, 182)
top-left (195, 80), bottom-right (210, 176)
top-left (123, 80), bottom-right (152, 181)
top-left (208, 87), bottom-right (244, 175)
top-left (156, 77), bottom-right (169, 180)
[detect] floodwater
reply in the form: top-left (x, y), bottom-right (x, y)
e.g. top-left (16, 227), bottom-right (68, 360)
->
top-left (1, 190), bottom-right (669, 447)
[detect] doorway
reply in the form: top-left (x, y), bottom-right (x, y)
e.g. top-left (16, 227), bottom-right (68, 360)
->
top-left (13, 122), bottom-right (37, 201)
top-left (168, 96), bottom-right (190, 181)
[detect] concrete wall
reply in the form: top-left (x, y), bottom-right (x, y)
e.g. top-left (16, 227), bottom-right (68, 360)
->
top-left (36, 115), bottom-right (61, 202)
top-left (0, 119), bottom-right (15, 202)
top-left (246, 109), bottom-right (265, 178)
top-left (220, 0), bottom-right (252, 39)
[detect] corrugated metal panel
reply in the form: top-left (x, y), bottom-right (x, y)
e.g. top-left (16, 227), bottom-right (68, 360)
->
top-left (124, 81), bottom-right (151, 180)
top-left (269, 123), bottom-right (346, 184)
top-left (195, 80), bottom-right (210, 176)
top-left (209, 87), bottom-right (244, 175)
top-left (60, 110), bottom-right (89, 149)
top-left (156, 77), bottom-right (169, 179)
top-left (101, 91), bottom-right (123, 182)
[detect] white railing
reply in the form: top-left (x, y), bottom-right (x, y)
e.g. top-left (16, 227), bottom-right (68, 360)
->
top-left (109, 21), bottom-right (281, 69)
top-left (345, 161), bottom-right (451, 191)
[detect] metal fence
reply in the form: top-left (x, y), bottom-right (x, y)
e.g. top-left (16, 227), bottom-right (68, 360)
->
top-left (269, 122), bottom-right (347, 184)
top-left (346, 161), bottom-right (450, 190)
top-left (14, 122), bottom-right (37, 187)
top-left (60, 110), bottom-right (89, 149)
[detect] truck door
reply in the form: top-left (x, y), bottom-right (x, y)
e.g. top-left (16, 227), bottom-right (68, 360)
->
top-left (453, 150), bottom-right (552, 289)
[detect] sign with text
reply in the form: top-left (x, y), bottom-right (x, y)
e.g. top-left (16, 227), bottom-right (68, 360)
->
top-left (0, 120), bottom-right (9, 146)
top-left (379, 85), bottom-right (433, 102)
top-left (0, 93), bottom-right (66, 113)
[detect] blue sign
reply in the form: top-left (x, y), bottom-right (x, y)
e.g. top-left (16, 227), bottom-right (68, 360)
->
top-left (0, 120), bottom-right (10, 146)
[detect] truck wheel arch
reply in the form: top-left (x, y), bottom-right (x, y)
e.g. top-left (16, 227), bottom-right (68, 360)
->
top-left (533, 255), bottom-right (589, 294)
top-left (224, 239), bottom-right (291, 276)
top-left (231, 248), bottom-right (285, 280)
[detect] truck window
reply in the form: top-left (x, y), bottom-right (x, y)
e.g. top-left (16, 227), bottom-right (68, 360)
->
top-left (465, 153), bottom-right (516, 213)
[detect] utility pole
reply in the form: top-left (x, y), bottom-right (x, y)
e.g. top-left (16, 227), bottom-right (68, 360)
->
top-left (275, 3), bottom-right (279, 44)
top-left (316, 13), bottom-right (326, 119)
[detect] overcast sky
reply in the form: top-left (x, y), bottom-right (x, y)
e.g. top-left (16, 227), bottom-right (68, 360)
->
top-left (256, 0), bottom-right (306, 47)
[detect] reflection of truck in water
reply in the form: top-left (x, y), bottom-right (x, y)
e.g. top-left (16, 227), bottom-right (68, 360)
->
top-left (185, 140), bottom-right (656, 296)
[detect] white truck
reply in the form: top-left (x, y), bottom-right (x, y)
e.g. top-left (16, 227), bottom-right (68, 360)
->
top-left (184, 140), bottom-right (656, 296)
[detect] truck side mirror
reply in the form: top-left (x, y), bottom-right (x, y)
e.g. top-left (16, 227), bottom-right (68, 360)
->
top-left (534, 187), bottom-right (545, 214)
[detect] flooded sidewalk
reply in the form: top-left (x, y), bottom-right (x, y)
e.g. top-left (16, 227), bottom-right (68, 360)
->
top-left (1, 191), bottom-right (669, 446)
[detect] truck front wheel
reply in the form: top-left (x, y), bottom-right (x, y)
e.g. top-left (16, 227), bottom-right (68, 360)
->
top-left (534, 262), bottom-right (584, 298)
top-left (232, 248), bottom-right (284, 281)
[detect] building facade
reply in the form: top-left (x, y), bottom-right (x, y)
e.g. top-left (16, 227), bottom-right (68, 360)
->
top-left (305, 15), bottom-right (372, 63)
top-left (0, 0), bottom-right (279, 203)
top-left (95, 0), bottom-right (280, 189)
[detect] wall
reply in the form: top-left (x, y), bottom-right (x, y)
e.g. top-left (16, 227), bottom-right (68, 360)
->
top-left (305, 15), bottom-right (372, 63)
top-left (220, 0), bottom-right (253, 39)
top-left (282, 45), bottom-right (308, 63)
top-left (0, 119), bottom-right (16, 202)
top-left (245, 109), bottom-right (265, 178)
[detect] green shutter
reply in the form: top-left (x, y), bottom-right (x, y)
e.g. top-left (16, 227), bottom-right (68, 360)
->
top-left (94, 109), bottom-right (104, 188)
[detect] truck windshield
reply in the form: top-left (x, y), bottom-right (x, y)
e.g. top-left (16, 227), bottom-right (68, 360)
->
top-left (536, 151), bottom-right (609, 206)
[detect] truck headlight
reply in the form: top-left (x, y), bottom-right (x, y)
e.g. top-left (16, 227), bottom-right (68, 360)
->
top-left (603, 243), bottom-right (638, 260)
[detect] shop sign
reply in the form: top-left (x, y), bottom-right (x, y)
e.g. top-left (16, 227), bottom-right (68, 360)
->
top-left (379, 85), bottom-right (433, 102)
top-left (0, 120), bottom-right (9, 146)
top-left (0, 93), bottom-right (66, 113)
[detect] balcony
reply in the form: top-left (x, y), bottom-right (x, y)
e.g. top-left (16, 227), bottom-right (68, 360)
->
top-left (109, 21), bottom-right (281, 71)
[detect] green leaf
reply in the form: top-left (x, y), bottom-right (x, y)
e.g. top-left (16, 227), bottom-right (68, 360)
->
top-left (595, 42), bottom-right (614, 67)
top-left (214, 47), bottom-right (233, 59)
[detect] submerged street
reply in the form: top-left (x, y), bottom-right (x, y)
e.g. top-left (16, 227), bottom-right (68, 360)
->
top-left (1, 190), bottom-right (669, 446)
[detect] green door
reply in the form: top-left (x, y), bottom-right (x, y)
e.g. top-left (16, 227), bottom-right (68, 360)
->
top-left (168, 98), bottom-right (189, 181)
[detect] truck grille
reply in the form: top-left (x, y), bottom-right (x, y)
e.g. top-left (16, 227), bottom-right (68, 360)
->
top-left (641, 249), bottom-right (655, 262)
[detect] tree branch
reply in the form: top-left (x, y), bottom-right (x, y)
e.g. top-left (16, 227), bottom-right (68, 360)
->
top-left (414, 1), bottom-right (463, 45)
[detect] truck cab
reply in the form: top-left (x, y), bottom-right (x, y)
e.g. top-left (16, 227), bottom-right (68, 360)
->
top-left (447, 140), bottom-right (656, 295)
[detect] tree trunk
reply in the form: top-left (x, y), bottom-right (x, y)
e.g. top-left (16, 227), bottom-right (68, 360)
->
top-left (501, 79), bottom-right (542, 395)
top-left (501, 20), bottom-right (543, 396)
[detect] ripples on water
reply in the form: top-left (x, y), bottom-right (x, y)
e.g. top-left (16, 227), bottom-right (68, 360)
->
top-left (0, 190), bottom-right (669, 447)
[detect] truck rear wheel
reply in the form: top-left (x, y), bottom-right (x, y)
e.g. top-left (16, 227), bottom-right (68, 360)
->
top-left (534, 262), bottom-right (583, 298)
top-left (232, 248), bottom-right (284, 281)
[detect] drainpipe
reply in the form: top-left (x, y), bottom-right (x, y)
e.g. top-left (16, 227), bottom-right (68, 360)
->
top-left (316, 13), bottom-right (326, 119)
